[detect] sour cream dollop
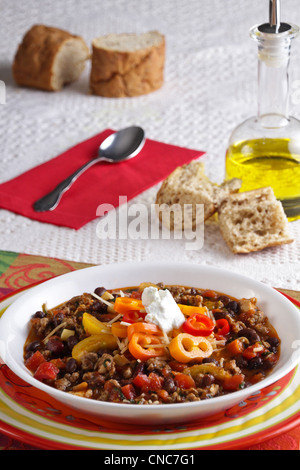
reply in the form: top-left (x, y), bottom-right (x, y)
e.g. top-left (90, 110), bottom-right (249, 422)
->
top-left (141, 286), bottom-right (185, 333)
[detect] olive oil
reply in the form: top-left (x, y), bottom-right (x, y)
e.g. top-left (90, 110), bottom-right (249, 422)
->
top-left (225, 4), bottom-right (300, 221)
top-left (226, 138), bottom-right (300, 220)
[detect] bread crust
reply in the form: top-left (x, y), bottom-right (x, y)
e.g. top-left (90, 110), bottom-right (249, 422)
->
top-left (90, 32), bottom-right (165, 97)
top-left (13, 24), bottom-right (89, 91)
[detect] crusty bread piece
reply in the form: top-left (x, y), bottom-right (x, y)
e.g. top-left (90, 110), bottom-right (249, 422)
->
top-left (90, 31), bottom-right (165, 97)
top-left (155, 160), bottom-right (242, 230)
top-left (13, 25), bottom-right (90, 91)
top-left (218, 187), bottom-right (294, 254)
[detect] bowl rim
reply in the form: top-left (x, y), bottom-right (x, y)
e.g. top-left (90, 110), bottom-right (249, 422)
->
top-left (1, 260), bottom-right (300, 412)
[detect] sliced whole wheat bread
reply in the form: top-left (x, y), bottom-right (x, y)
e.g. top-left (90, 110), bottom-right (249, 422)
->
top-left (155, 160), bottom-right (242, 230)
top-left (218, 187), bottom-right (294, 254)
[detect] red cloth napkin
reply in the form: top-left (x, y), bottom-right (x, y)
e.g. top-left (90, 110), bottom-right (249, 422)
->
top-left (0, 129), bottom-right (204, 229)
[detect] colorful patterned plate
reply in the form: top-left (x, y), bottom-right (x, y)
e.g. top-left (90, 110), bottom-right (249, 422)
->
top-left (0, 288), bottom-right (300, 450)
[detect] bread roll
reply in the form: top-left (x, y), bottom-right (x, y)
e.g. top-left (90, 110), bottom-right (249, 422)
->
top-left (90, 31), bottom-right (165, 97)
top-left (155, 161), bottom-right (242, 230)
top-left (13, 25), bottom-right (90, 91)
top-left (218, 187), bottom-right (294, 254)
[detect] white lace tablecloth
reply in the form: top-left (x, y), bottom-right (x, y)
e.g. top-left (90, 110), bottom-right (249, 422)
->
top-left (0, 0), bottom-right (299, 290)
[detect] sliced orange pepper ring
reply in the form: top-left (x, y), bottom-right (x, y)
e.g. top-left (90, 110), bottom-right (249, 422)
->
top-left (168, 333), bottom-right (213, 363)
top-left (128, 333), bottom-right (165, 361)
top-left (114, 297), bottom-right (144, 314)
top-left (127, 322), bottom-right (162, 341)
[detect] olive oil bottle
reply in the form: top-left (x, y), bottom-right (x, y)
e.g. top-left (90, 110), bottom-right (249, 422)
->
top-left (225, 0), bottom-right (300, 220)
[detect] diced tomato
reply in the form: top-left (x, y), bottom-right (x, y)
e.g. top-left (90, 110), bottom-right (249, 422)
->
top-left (50, 358), bottom-right (66, 369)
top-left (34, 361), bottom-right (59, 382)
top-left (25, 350), bottom-right (46, 373)
top-left (174, 373), bottom-right (196, 389)
top-left (226, 339), bottom-right (245, 356)
top-left (242, 342), bottom-right (265, 360)
top-left (121, 384), bottom-right (136, 400)
top-left (132, 373), bottom-right (150, 390)
top-left (148, 372), bottom-right (164, 391)
top-left (132, 372), bottom-right (163, 393)
top-left (202, 290), bottom-right (218, 299)
top-left (222, 374), bottom-right (245, 391)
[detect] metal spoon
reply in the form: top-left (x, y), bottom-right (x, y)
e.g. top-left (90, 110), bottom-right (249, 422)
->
top-left (33, 126), bottom-right (145, 212)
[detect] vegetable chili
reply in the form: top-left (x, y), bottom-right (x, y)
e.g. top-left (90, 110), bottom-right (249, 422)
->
top-left (23, 282), bottom-right (281, 404)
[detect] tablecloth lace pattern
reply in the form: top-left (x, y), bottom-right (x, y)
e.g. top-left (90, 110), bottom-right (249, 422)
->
top-left (0, 0), bottom-right (299, 289)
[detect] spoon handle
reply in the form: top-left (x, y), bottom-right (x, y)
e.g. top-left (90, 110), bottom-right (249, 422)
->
top-left (33, 158), bottom-right (101, 212)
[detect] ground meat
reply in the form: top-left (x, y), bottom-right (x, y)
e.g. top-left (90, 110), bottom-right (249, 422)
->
top-left (224, 360), bottom-right (242, 375)
top-left (122, 366), bottom-right (133, 379)
top-left (31, 316), bottom-right (52, 337)
top-left (55, 372), bottom-right (79, 391)
top-left (97, 354), bottom-right (116, 376)
top-left (146, 358), bottom-right (167, 372)
top-left (81, 352), bottom-right (98, 371)
top-left (239, 309), bottom-right (266, 329)
top-left (55, 376), bottom-right (71, 391)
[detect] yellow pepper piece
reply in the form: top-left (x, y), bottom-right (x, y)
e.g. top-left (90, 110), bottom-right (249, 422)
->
top-left (168, 333), bottom-right (213, 363)
top-left (178, 304), bottom-right (208, 316)
top-left (72, 334), bottom-right (118, 362)
top-left (82, 312), bottom-right (111, 335)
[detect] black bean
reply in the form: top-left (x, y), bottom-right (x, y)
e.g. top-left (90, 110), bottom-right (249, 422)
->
top-left (213, 310), bottom-right (228, 320)
top-left (53, 312), bottom-right (65, 327)
top-left (163, 376), bottom-right (176, 394)
top-left (66, 358), bottom-right (77, 374)
top-left (200, 374), bottom-right (215, 388)
top-left (226, 301), bottom-right (240, 315)
top-left (46, 337), bottom-right (65, 356)
top-left (67, 335), bottom-right (78, 351)
top-left (32, 310), bottom-right (46, 319)
top-left (248, 357), bottom-right (263, 370)
top-left (25, 340), bottom-right (41, 353)
top-left (190, 288), bottom-right (197, 296)
top-left (217, 295), bottom-right (231, 306)
top-left (133, 361), bottom-right (145, 377)
top-left (267, 337), bottom-right (280, 353)
top-left (235, 357), bottom-right (248, 369)
top-left (92, 301), bottom-right (108, 314)
top-left (238, 328), bottom-right (260, 344)
top-left (94, 287), bottom-right (106, 297)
